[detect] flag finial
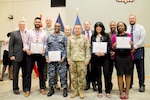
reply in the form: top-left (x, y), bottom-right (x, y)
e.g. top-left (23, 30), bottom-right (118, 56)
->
top-left (76, 8), bottom-right (79, 15)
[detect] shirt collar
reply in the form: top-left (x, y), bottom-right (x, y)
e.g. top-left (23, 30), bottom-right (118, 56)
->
top-left (33, 28), bottom-right (42, 33)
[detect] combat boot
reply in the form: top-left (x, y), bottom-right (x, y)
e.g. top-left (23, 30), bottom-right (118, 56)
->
top-left (70, 89), bottom-right (78, 98)
top-left (79, 89), bottom-right (85, 99)
top-left (47, 87), bottom-right (54, 96)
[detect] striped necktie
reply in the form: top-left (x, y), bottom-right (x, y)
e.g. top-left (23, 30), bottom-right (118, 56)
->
top-left (87, 31), bottom-right (90, 40)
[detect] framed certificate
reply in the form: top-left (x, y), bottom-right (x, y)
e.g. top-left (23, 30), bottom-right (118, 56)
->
top-left (116, 37), bottom-right (131, 49)
top-left (48, 51), bottom-right (61, 62)
top-left (92, 42), bottom-right (107, 53)
top-left (30, 43), bottom-right (44, 54)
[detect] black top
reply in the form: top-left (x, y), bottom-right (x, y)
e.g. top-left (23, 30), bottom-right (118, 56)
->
top-left (115, 34), bottom-right (130, 57)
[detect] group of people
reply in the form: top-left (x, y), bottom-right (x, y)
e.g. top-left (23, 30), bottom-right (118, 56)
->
top-left (0, 14), bottom-right (146, 99)
top-left (82, 14), bottom-right (146, 99)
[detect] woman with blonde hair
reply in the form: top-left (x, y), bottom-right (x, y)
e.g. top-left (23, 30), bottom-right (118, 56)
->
top-left (64, 25), bottom-right (72, 91)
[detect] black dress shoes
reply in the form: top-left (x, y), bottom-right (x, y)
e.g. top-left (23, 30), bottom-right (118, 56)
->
top-left (63, 88), bottom-right (68, 97)
top-left (13, 90), bottom-right (20, 95)
top-left (92, 82), bottom-right (97, 91)
top-left (84, 83), bottom-right (90, 90)
top-left (139, 86), bottom-right (145, 92)
top-left (47, 87), bottom-right (54, 96)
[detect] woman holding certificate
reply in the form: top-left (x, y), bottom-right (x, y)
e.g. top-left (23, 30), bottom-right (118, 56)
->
top-left (91, 22), bottom-right (111, 98)
top-left (112, 22), bottom-right (134, 99)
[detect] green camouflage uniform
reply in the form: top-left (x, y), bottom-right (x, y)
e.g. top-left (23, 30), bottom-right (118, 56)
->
top-left (67, 34), bottom-right (91, 90)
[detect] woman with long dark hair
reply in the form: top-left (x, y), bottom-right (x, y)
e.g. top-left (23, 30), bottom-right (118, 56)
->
top-left (91, 22), bottom-right (111, 98)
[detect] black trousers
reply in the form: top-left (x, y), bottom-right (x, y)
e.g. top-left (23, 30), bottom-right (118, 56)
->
top-left (109, 58), bottom-right (114, 85)
top-left (131, 47), bottom-right (145, 87)
top-left (86, 62), bottom-right (97, 84)
top-left (94, 56), bottom-right (111, 93)
top-left (131, 58), bottom-right (145, 87)
top-left (12, 52), bottom-right (26, 91)
top-left (25, 54), bottom-right (45, 91)
top-left (43, 62), bottom-right (47, 81)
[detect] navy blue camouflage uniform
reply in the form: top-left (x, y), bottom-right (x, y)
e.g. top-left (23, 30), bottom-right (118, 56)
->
top-left (46, 32), bottom-right (68, 88)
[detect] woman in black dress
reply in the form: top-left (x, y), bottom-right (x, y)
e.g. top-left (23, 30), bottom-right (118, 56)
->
top-left (112, 22), bottom-right (134, 99)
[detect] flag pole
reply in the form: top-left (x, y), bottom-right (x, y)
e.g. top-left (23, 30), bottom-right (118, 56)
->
top-left (58, 8), bottom-right (60, 15)
top-left (56, 9), bottom-right (64, 32)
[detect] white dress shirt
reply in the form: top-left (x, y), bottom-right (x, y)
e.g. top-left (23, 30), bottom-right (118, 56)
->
top-left (127, 24), bottom-right (146, 49)
top-left (24, 28), bottom-right (47, 50)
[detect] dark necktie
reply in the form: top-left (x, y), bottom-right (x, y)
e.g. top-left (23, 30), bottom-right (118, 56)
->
top-left (131, 25), bottom-right (133, 41)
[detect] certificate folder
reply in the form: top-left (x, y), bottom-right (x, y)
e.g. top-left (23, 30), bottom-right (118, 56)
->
top-left (116, 37), bottom-right (131, 49)
top-left (92, 42), bottom-right (107, 53)
top-left (48, 51), bottom-right (61, 62)
top-left (30, 43), bottom-right (44, 54)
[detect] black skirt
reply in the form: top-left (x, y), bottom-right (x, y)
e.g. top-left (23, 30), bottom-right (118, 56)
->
top-left (3, 50), bottom-right (12, 66)
top-left (115, 55), bottom-right (133, 75)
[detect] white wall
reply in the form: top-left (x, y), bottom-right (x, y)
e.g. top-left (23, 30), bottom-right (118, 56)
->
top-left (0, 0), bottom-right (66, 40)
top-left (0, 0), bottom-right (150, 75)
top-left (0, 0), bottom-right (149, 43)
top-left (66, 0), bottom-right (150, 44)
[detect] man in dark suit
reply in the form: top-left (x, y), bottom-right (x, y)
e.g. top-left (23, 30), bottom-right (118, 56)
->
top-left (83, 21), bottom-right (97, 91)
top-left (9, 20), bottom-right (27, 94)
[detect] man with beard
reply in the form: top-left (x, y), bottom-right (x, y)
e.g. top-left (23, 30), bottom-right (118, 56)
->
top-left (46, 23), bottom-right (68, 97)
top-left (126, 14), bottom-right (146, 92)
top-left (24, 17), bottom-right (47, 97)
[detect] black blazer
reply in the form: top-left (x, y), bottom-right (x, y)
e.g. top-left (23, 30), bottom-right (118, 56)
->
top-left (91, 33), bottom-right (111, 55)
top-left (9, 30), bottom-right (24, 62)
